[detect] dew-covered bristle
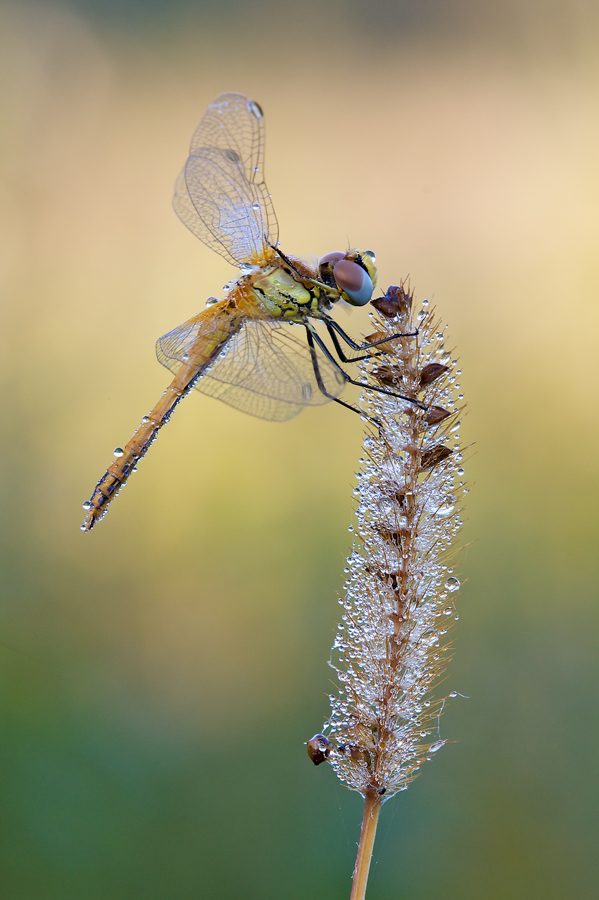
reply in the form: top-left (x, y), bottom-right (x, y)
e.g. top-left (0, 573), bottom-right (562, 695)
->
top-left (315, 284), bottom-right (468, 800)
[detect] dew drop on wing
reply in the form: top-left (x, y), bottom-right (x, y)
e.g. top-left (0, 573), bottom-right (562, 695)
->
top-left (82, 500), bottom-right (91, 510)
top-left (446, 576), bottom-right (460, 591)
top-left (247, 99), bottom-right (263, 119)
top-left (113, 447), bottom-right (124, 457)
top-left (252, 203), bottom-right (260, 210)
top-left (302, 383), bottom-right (312, 400)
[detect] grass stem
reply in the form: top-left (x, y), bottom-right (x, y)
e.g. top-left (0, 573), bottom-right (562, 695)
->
top-left (350, 788), bottom-right (382, 900)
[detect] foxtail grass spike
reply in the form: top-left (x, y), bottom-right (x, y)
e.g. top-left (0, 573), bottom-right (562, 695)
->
top-left (307, 282), bottom-right (468, 900)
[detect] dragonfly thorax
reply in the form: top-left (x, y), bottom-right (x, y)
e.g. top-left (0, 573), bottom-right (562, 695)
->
top-left (249, 259), bottom-right (325, 322)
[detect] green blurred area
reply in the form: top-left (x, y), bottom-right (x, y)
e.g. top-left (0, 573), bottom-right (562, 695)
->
top-left (1, 0), bottom-right (599, 897)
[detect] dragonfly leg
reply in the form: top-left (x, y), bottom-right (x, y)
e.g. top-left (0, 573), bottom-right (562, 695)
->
top-left (268, 242), bottom-right (302, 275)
top-left (306, 324), bottom-right (425, 410)
top-left (304, 327), bottom-right (379, 421)
top-left (321, 313), bottom-right (418, 357)
top-left (322, 319), bottom-right (385, 363)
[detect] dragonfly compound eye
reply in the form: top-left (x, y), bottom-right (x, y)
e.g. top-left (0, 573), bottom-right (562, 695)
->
top-left (318, 251), bottom-right (345, 289)
top-left (319, 251), bottom-right (345, 266)
top-left (333, 258), bottom-right (374, 306)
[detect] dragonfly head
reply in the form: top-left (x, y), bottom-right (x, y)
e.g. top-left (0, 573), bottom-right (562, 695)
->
top-left (318, 250), bottom-right (377, 306)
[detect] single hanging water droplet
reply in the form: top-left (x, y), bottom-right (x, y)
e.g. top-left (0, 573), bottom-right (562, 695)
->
top-left (79, 524), bottom-right (87, 531)
top-left (141, 416), bottom-right (150, 424)
top-left (449, 691), bottom-right (458, 698)
top-left (247, 100), bottom-right (263, 119)
top-left (82, 500), bottom-right (91, 510)
top-left (252, 203), bottom-right (260, 210)
top-left (446, 576), bottom-right (460, 591)
top-left (113, 447), bottom-right (124, 457)
top-left (443, 606), bottom-right (453, 615)
top-left (429, 740), bottom-right (446, 753)
top-left (457, 467), bottom-right (465, 476)
top-left (422, 298), bottom-right (429, 307)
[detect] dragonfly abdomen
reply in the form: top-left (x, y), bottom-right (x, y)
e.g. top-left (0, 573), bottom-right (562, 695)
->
top-left (81, 319), bottom-right (235, 533)
top-left (81, 383), bottom-right (186, 531)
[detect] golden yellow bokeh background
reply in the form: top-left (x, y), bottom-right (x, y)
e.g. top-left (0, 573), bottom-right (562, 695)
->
top-left (1, 1), bottom-right (598, 897)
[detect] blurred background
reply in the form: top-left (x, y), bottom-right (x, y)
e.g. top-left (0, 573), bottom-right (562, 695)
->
top-left (1, 0), bottom-right (598, 897)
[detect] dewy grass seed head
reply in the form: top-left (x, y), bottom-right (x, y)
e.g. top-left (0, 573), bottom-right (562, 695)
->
top-left (307, 282), bottom-right (468, 900)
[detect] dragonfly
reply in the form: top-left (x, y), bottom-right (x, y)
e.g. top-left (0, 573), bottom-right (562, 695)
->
top-left (81, 92), bottom-right (419, 532)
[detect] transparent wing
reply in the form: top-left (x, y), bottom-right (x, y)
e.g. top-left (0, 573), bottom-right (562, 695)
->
top-left (157, 316), bottom-right (346, 423)
top-left (155, 301), bottom-right (236, 370)
top-left (173, 93), bottom-right (279, 267)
